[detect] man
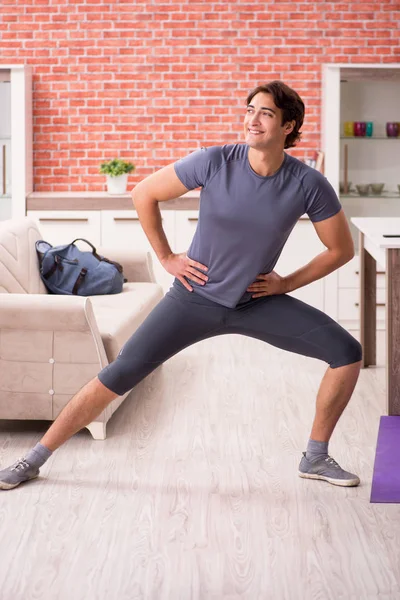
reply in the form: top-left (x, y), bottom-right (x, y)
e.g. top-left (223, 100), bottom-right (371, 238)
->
top-left (0, 80), bottom-right (362, 491)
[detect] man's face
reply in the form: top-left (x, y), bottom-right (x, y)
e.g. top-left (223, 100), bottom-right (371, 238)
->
top-left (243, 92), bottom-right (292, 149)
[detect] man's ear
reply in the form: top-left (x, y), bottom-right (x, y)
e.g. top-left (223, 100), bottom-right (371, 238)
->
top-left (285, 120), bottom-right (295, 132)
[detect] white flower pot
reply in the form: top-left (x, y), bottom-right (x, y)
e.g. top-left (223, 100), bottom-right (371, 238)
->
top-left (106, 173), bottom-right (128, 195)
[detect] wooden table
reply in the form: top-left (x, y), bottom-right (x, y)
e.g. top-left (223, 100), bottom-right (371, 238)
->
top-left (351, 217), bottom-right (400, 416)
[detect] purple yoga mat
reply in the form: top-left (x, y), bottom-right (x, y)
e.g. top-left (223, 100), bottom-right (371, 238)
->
top-left (370, 416), bottom-right (400, 503)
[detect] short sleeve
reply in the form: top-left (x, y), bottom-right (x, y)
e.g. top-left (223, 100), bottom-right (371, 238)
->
top-left (173, 146), bottom-right (214, 190)
top-left (302, 169), bottom-right (342, 223)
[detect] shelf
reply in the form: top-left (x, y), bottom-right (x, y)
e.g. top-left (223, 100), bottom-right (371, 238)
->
top-left (340, 136), bottom-right (400, 140)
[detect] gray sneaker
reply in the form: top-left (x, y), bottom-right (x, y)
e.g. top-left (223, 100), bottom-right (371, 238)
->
top-left (0, 458), bottom-right (40, 490)
top-left (298, 452), bottom-right (360, 487)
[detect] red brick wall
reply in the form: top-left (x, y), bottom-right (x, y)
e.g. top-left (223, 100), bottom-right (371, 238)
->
top-left (1, 0), bottom-right (399, 191)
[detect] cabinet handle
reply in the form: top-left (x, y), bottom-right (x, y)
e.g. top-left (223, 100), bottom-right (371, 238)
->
top-left (355, 302), bottom-right (385, 307)
top-left (113, 217), bottom-right (163, 222)
top-left (188, 218), bottom-right (198, 222)
top-left (2, 145), bottom-right (5, 196)
top-left (114, 217), bottom-right (139, 221)
top-left (39, 218), bottom-right (89, 222)
top-left (355, 271), bottom-right (385, 275)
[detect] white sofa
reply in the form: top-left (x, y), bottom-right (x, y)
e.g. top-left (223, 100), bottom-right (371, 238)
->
top-left (0, 217), bottom-right (164, 439)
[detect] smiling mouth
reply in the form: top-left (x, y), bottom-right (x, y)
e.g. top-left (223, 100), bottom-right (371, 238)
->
top-left (248, 129), bottom-right (264, 135)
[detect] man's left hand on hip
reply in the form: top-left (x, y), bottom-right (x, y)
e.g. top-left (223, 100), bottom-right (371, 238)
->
top-left (247, 271), bottom-right (287, 297)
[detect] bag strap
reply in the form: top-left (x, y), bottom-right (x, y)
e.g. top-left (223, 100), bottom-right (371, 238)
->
top-left (71, 238), bottom-right (97, 254)
top-left (72, 267), bottom-right (88, 295)
top-left (70, 238), bottom-right (124, 274)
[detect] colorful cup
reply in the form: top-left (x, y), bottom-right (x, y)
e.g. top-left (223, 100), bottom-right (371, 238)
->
top-left (366, 122), bottom-right (373, 137)
top-left (344, 121), bottom-right (354, 137)
top-left (354, 122), bottom-right (366, 137)
top-left (386, 122), bottom-right (399, 137)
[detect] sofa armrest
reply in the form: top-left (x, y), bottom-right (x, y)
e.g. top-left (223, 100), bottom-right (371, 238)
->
top-left (0, 293), bottom-right (108, 368)
top-left (96, 247), bottom-right (157, 283)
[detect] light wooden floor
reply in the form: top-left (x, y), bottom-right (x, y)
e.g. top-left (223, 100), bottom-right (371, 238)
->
top-left (1, 329), bottom-right (399, 600)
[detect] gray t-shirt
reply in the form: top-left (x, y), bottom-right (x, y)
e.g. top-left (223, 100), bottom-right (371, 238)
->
top-left (173, 143), bottom-right (341, 308)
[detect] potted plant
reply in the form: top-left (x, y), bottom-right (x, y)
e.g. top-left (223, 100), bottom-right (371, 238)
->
top-left (99, 158), bottom-right (135, 194)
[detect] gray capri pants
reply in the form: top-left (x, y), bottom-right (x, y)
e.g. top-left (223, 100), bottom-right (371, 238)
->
top-left (98, 278), bottom-right (363, 396)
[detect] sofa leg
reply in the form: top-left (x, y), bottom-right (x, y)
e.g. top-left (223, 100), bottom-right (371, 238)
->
top-left (86, 421), bottom-right (107, 440)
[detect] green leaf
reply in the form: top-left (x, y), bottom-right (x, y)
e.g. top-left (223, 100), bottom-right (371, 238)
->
top-left (99, 159), bottom-right (135, 177)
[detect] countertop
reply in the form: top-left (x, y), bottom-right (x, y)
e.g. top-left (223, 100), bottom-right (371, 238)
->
top-left (351, 217), bottom-right (400, 248)
top-left (26, 191), bottom-right (201, 211)
top-left (26, 190), bottom-right (310, 219)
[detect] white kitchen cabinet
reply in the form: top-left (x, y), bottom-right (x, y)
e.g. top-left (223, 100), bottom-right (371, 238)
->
top-left (27, 211), bottom-right (102, 247)
top-left (101, 210), bottom-right (176, 292)
top-left (28, 209), bottom-right (175, 293)
top-left (336, 253), bottom-right (386, 329)
top-left (102, 210), bottom-right (203, 293)
top-left (338, 254), bottom-right (385, 289)
top-left (275, 218), bottom-right (325, 310)
top-left (338, 287), bottom-right (386, 324)
top-left (27, 209), bottom-right (328, 312)
top-left (174, 210), bottom-right (200, 251)
top-left (0, 65), bottom-right (32, 221)
top-left (322, 63), bottom-right (400, 329)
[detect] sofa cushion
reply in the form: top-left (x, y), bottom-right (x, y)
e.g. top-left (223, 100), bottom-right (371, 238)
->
top-left (0, 217), bottom-right (48, 294)
top-left (89, 282), bottom-right (164, 362)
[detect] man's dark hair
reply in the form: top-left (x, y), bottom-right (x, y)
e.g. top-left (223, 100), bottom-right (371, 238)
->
top-left (246, 81), bottom-right (305, 149)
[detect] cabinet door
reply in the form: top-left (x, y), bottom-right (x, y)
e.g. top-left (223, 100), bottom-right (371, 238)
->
top-left (275, 218), bottom-right (325, 310)
top-left (338, 287), bottom-right (386, 329)
top-left (101, 210), bottom-right (176, 293)
top-left (174, 210), bottom-right (199, 251)
top-left (338, 253), bottom-right (386, 289)
top-left (0, 81), bottom-right (11, 221)
top-left (27, 211), bottom-right (101, 247)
